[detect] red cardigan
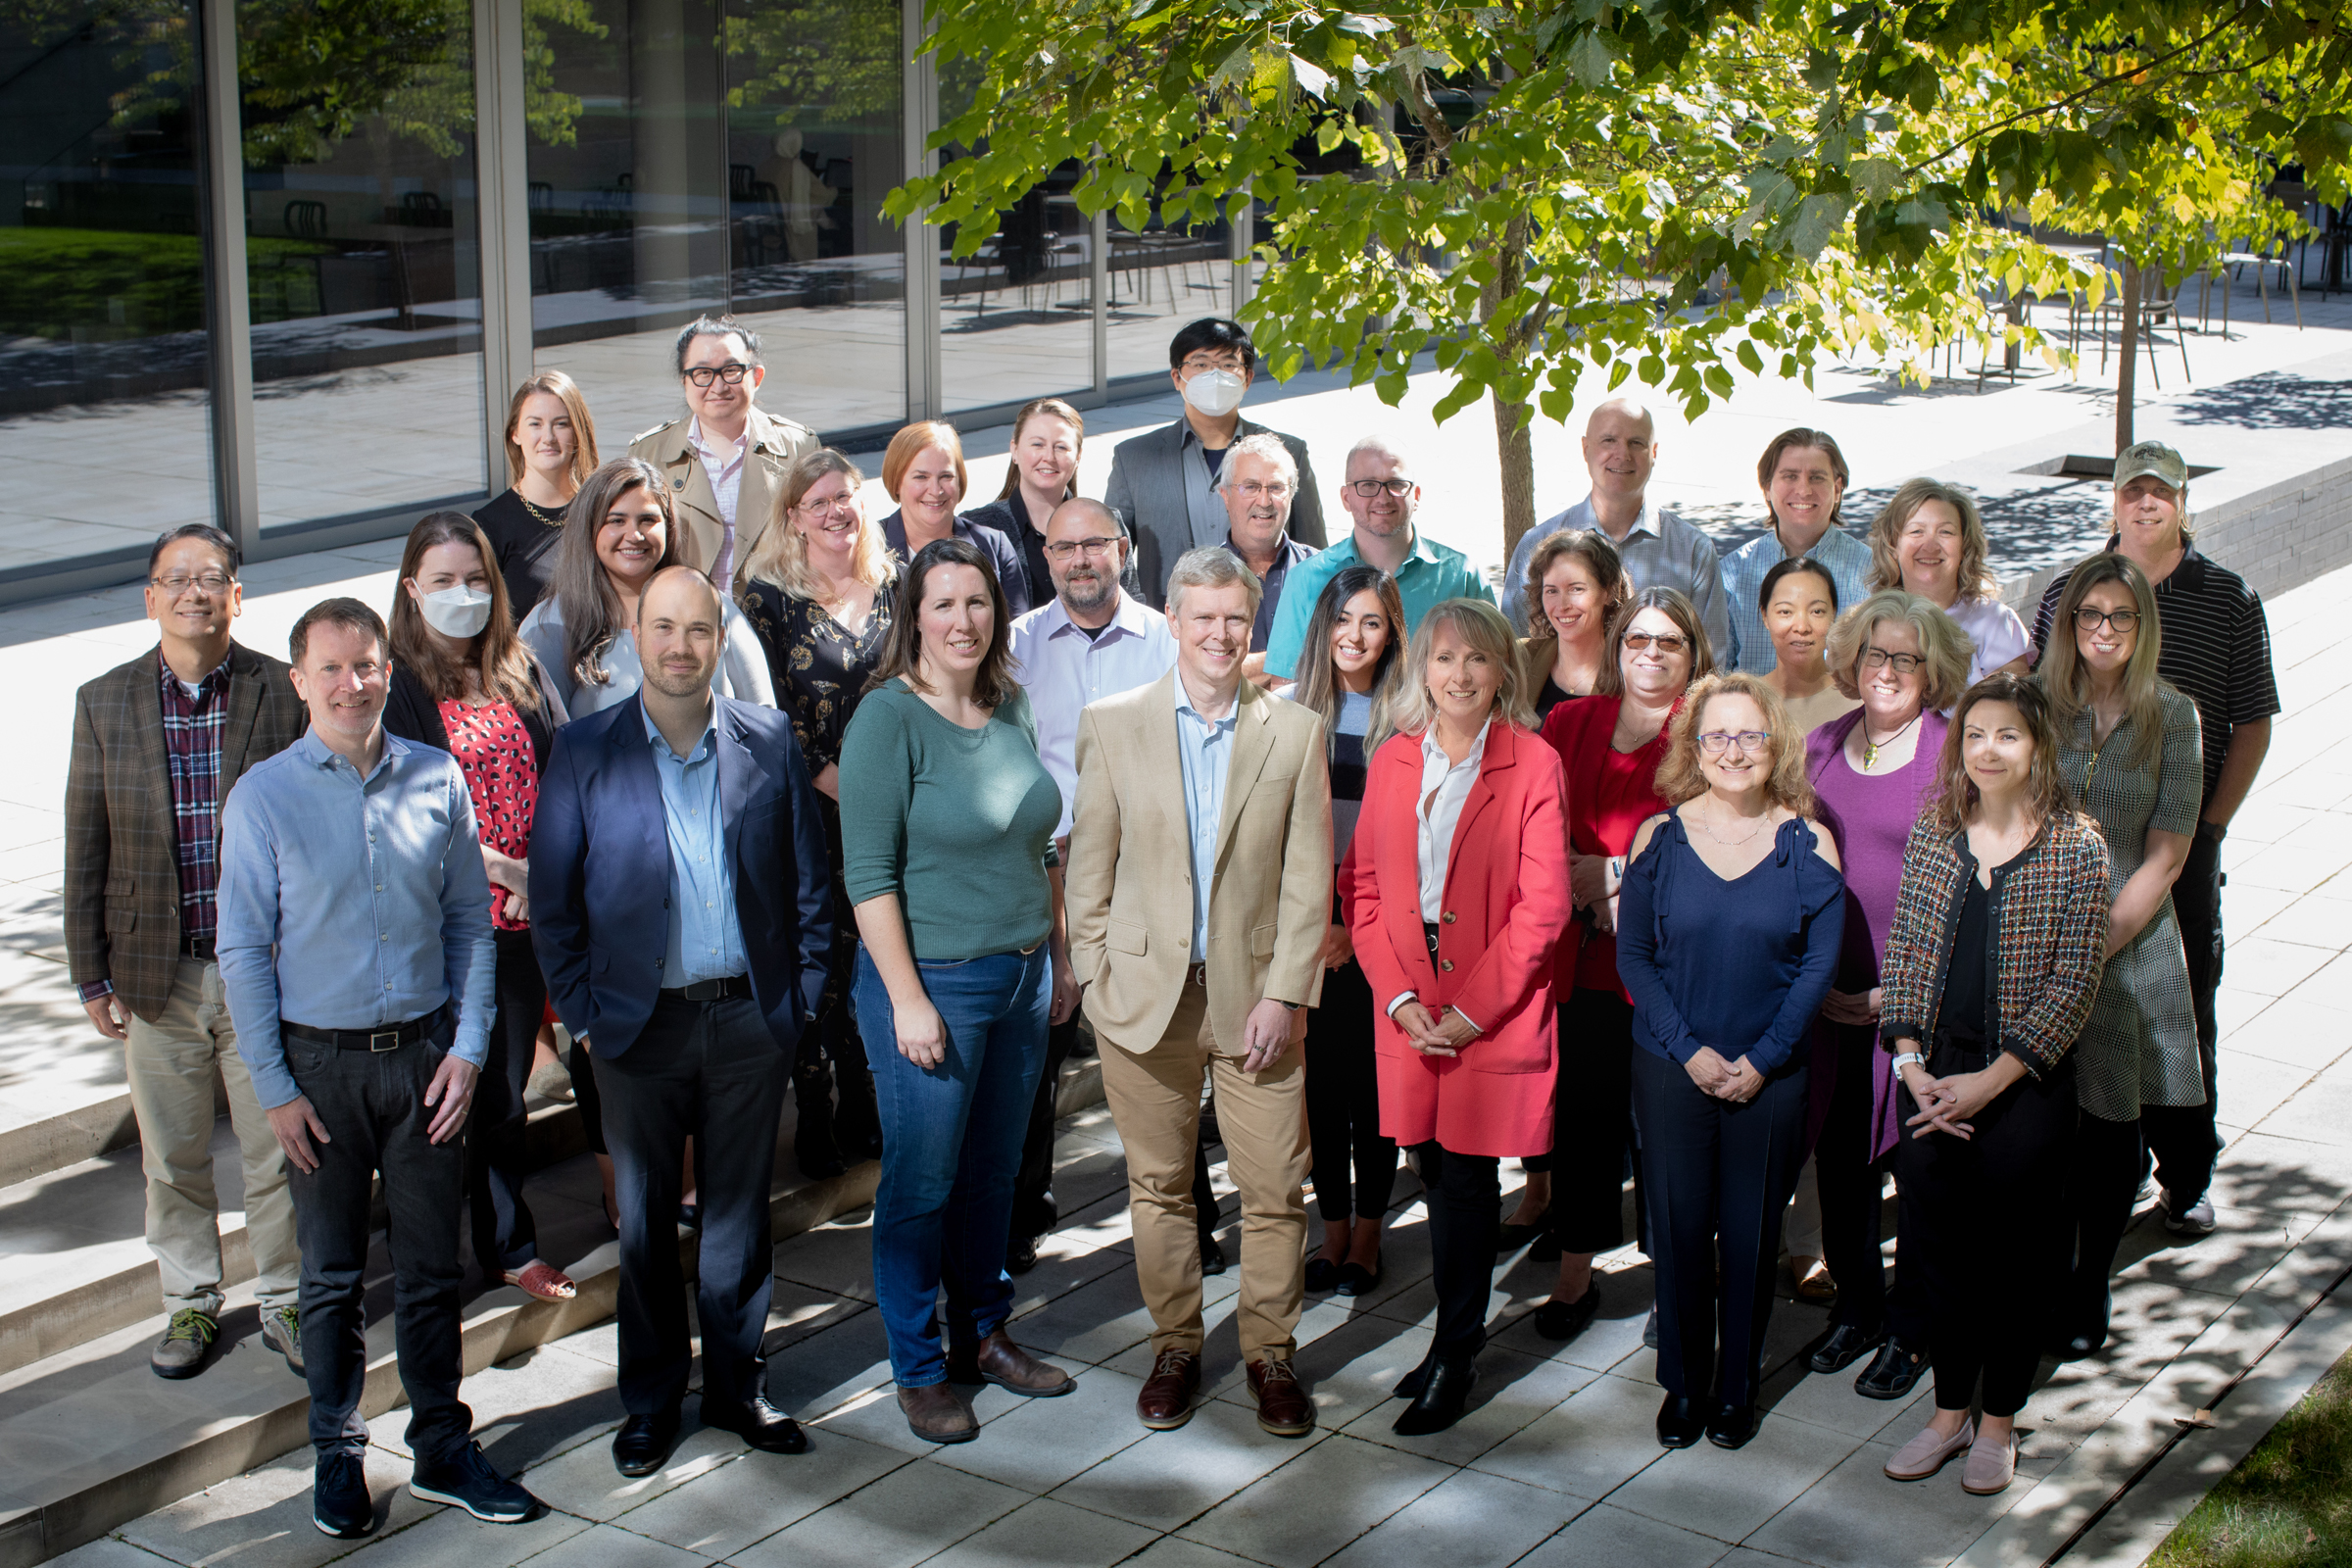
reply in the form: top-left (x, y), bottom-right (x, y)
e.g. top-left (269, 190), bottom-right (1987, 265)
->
top-left (1339, 720), bottom-right (1574, 1156)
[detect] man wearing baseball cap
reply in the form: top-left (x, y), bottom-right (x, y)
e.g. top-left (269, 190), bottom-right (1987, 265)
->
top-left (2032, 440), bottom-right (2278, 1241)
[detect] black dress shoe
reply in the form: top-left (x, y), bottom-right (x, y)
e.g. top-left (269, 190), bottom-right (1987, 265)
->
top-left (1855, 1338), bottom-right (1930, 1400)
top-left (1199, 1233), bottom-right (1227, 1276)
top-left (1392, 1358), bottom-right (1479, 1436)
top-left (1395, 1357), bottom-right (1430, 1400)
top-left (1807, 1322), bottom-right (1886, 1374)
top-left (1656, 1394), bottom-right (1710, 1448)
top-left (1006, 1235), bottom-right (1041, 1276)
top-left (1304, 1255), bottom-right (1340, 1293)
top-left (1706, 1401), bottom-right (1760, 1448)
top-left (612, 1409), bottom-right (684, 1477)
top-left (1495, 1212), bottom-right (1550, 1250)
top-left (1335, 1258), bottom-right (1382, 1298)
top-left (1533, 1281), bottom-right (1602, 1343)
top-left (703, 1395), bottom-right (809, 1454)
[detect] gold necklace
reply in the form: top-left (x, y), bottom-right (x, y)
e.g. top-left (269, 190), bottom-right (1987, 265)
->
top-left (1862, 711), bottom-right (1921, 770)
top-left (1693, 808), bottom-right (1768, 847)
top-left (518, 494), bottom-right (567, 529)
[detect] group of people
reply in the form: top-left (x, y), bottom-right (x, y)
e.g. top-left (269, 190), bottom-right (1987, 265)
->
top-left (62, 310), bottom-right (2277, 1542)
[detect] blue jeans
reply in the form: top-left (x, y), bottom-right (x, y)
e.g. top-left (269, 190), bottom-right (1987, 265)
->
top-left (855, 943), bottom-right (1051, 1387)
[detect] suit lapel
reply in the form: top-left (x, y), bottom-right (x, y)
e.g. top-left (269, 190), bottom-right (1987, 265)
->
top-left (1211, 686), bottom-right (1277, 874)
top-left (1137, 671), bottom-right (1187, 847)
top-left (716, 700), bottom-right (762, 871)
top-left (123, 658), bottom-right (174, 820)
top-left (218, 644), bottom-right (266, 786)
top-left (609, 695), bottom-right (671, 876)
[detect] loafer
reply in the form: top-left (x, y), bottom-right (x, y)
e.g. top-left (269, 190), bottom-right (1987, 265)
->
top-left (947, 1331), bottom-right (1073, 1397)
top-left (1199, 1233), bottom-right (1228, 1276)
top-left (151, 1306), bottom-right (219, 1380)
top-left (1005, 1235), bottom-right (1041, 1276)
top-left (612, 1408), bottom-right (683, 1477)
top-left (1392, 1357), bottom-right (1477, 1436)
top-left (410, 1440), bottom-right (549, 1523)
top-left (703, 1394), bottom-right (810, 1454)
top-left (313, 1448), bottom-right (374, 1539)
top-left (1963, 1429), bottom-right (2019, 1494)
top-left (1335, 1258), bottom-right (1382, 1298)
top-left (1495, 1211), bottom-right (1550, 1251)
top-left (1885, 1418), bottom-right (1975, 1481)
top-left (1137, 1348), bottom-right (1200, 1430)
top-left (1656, 1394), bottom-right (1710, 1448)
top-left (1304, 1255), bottom-right (1341, 1293)
top-left (898, 1382), bottom-right (979, 1444)
top-left (1807, 1321), bottom-right (1886, 1374)
top-left (1855, 1338), bottom-right (1930, 1400)
top-left (1247, 1357), bottom-right (1316, 1438)
top-left (1533, 1282), bottom-right (1602, 1343)
top-left (1706, 1401), bottom-right (1760, 1449)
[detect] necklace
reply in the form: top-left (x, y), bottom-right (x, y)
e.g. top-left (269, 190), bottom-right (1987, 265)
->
top-left (1692, 808), bottom-right (1767, 848)
top-left (518, 493), bottom-right (567, 530)
top-left (1862, 710), bottom-right (1921, 770)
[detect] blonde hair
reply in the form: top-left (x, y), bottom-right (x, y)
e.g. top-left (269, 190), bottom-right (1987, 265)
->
top-left (2040, 552), bottom-right (2175, 775)
top-left (1825, 590), bottom-right (1973, 710)
top-left (741, 449), bottom-right (897, 603)
top-left (881, 420), bottom-right (968, 502)
top-left (1370, 598), bottom-right (1536, 754)
top-left (997, 398), bottom-right (1086, 501)
top-left (1654, 671), bottom-right (1817, 815)
top-left (501, 370), bottom-right (601, 490)
top-left (1865, 478), bottom-right (1999, 603)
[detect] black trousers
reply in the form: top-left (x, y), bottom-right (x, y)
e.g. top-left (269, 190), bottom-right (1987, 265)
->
top-left (1010, 1011), bottom-right (1081, 1240)
top-left (285, 1014), bottom-right (470, 1461)
top-left (1416, 1142), bottom-right (1501, 1362)
top-left (1812, 1020), bottom-right (1928, 1342)
top-left (1545, 987), bottom-right (1638, 1254)
top-left (1304, 957), bottom-right (1397, 1223)
top-left (2142, 831), bottom-right (2222, 1205)
top-left (2065, 1110), bottom-right (2145, 1327)
top-left (1898, 1041), bottom-right (2077, 1419)
top-left (467, 928), bottom-right (546, 1276)
top-left (597, 992), bottom-right (793, 1415)
top-left (1633, 1047), bottom-right (1809, 1406)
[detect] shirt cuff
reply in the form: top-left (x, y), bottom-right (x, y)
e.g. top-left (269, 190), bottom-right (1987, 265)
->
top-left (76, 979), bottom-right (114, 1004)
top-left (1385, 991), bottom-right (1416, 1019)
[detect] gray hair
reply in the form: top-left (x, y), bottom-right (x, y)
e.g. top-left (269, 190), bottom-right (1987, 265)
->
top-left (1344, 433), bottom-right (1410, 475)
top-left (1167, 545), bottom-right (1264, 616)
top-left (1218, 431), bottom-right (1298, 492)
top-left (673, 313), bottom-right (761, 376)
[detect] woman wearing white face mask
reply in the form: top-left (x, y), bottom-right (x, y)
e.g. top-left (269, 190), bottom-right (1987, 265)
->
top-left (384, 513), bottom-right (579, 1303)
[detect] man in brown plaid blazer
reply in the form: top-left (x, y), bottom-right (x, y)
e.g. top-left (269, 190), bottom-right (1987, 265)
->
top-left (66, 524), bottom-right (310, 1379)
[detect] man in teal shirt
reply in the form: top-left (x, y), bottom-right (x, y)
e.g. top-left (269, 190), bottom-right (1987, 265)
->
top-left (1262, 436), bottom-right (1493, 680)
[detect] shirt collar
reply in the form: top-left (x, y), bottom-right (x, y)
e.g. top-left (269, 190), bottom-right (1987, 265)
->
top-left (2098, 532), bottom-right (2202, 586)
top-left (1583, 499), bottom-right (1656, 543)
top-left (295, 726), bottom-right (404, 780)
top-left (1340, 525), bottom-right (1433, 570)
top-left (688, 416), bottom-right (749, 462)
top-left (1045, 590), bottom-right (1152, 642)
top-left (1224, 532), bottom-right (1298, 570)
top-left (1173, 672), bottom-right (1241, 733)
top-left (1420, 716), bottom-right (1493, 772)
top-left (642, 700), bottom-right (719, 763)
top-left (157, 647), bottom-right (232, 694)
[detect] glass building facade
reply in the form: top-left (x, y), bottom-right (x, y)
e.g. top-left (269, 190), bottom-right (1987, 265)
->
top-left (0, 0), bottom-right (1246, 603)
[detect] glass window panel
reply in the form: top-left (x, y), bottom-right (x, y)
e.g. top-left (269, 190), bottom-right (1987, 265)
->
top-left (240, 0), bottom-right (486, 533)
top-left (1106, 203), bottom-right (1237, 383)
top-left (0, 0), bottom-right (216, 574)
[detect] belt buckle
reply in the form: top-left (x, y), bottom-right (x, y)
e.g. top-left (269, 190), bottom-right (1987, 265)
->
top-left (368, 1030), bottom-right (401, 1054)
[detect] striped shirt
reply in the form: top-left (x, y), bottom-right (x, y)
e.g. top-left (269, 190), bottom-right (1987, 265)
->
top-left (2032, 540), bottom-right (2278, 805)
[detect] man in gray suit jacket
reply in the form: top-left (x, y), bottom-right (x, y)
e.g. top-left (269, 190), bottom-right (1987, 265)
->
top-left (1104, 318), bottom-right (1326, 609)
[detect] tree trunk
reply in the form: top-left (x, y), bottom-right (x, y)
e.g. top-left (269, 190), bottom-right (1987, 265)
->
top-left (1484, 215), bottom-right (1539, 568)
top-left (2115, 256), bottom-right (2141, 455)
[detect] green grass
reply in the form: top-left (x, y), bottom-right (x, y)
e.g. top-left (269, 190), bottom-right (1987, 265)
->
top-left (2150, 1343), bottom-right (2352, 1568)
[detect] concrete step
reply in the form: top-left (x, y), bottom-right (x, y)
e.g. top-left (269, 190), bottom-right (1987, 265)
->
top-left (0, 1054), bottom-right (1105, 1567)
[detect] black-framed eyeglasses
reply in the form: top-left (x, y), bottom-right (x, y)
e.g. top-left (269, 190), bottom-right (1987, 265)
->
top-left (1860, 646), bottom-right (1925, 673)
top-left (2073, 607), bottom-right (2140, 634)
top-left (1622, 631), bottom-right (1689, 654)
top-left (685, 362), bottom-right (753, 387)
top-left (1045, 536), bottom-right (1121, 562)
top-left (1348, 477), bottom-right (1414, 498)
top-left (151, 572), bottom-right (232, 596)
top-left (1698, 730), bottom-right (1772, 756)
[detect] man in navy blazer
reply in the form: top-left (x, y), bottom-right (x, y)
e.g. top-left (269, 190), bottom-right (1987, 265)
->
top-left (530, 566), bottom-right (832, 1476)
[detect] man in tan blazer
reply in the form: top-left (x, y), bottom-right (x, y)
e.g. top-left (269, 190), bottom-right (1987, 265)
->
top-left (1067, 546), bottom-right (1332, 1439)
top-left (626, 313), bottom-right (816, 595)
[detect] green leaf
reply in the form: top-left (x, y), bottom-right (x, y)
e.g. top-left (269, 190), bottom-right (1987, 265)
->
top-left (1788, 193), bottom-right (1848, 261)
top-left (1567, 29), bottom-right (1619, 88)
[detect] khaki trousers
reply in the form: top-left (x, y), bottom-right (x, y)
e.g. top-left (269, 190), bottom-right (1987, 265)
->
top-left (1097, 984), bottom-right (1308, 1362)
top-left (124, 957), bottom-right (300, 1314)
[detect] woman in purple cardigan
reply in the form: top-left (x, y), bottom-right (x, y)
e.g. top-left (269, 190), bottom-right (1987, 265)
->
top-left (1802, 592), bottom-right (1971, 1400)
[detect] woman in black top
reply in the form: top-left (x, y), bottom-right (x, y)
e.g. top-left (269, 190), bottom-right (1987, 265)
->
top-left (738, 448), bottom-right (895, 1177)
top-left (963, 396), bottom-right (1085, 612)
top-left (472, 370), bottom-right (602, 620)
top-left (1517, 527), bottom-right (1629, 722)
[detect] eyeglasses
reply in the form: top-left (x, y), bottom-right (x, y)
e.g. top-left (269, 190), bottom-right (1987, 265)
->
top-left (1860, 646), bottom-right (1925, 674)
top-left (151, 572), bottom-right (232, 596)
top-left (1180, 355), bottom-right (1246, 374)
top-left (684, 362), bottom-right (753, 387)
top-left (1698, 730), bottom-right (1772, 756)
top-left (2073, 607), bottom-right (2141, 634)
top-left (1348, 477), bottom-right (1414, 498)
top-left (1622, 631), bottom-right (1689, 654)
top-left (1230, 480), bottom-right (1292, 501)
top-left (1045, 536), bottom-right (1121, 562)
top-left (797, 495), bottom-right (858, 515)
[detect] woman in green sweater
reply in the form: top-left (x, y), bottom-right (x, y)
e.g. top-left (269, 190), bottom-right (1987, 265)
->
top-left (840, 537), bottom-right (1082, 1446)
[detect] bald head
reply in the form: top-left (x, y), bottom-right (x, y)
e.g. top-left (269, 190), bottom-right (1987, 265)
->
top-left (638, 564), bottom-right (725, 699)
top-left (1046, 498), bottom-right (1128, 620)
top-left (1583, 398), bottom-right (1657, 504)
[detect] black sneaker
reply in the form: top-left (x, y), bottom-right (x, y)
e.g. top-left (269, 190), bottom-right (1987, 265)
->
top-left (313, 1448), bottom-right (374, 1539)
top-left (409, 1440), bottom-right (550, 1524)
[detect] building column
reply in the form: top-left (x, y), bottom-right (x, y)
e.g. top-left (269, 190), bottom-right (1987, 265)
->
top-left (198, 0), bottom-right (258, 554)
top-left (474, 0), bottom-right (533, 476)
top-left (902, 0), bottom-right (941, 421)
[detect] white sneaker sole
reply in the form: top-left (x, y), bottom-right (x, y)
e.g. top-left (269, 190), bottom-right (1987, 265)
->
top-left (407, 1482), bottom-right (540, 1523)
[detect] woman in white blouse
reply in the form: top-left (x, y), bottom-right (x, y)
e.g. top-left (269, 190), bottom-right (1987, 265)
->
top-left (1863, 480), bottom-right (2031, 688)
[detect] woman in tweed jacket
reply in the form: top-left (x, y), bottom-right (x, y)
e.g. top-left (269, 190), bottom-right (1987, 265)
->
top-left (1876, 673), bottom-right (2110, 1498)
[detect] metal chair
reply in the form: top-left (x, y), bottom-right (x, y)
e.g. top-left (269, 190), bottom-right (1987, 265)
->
top-left (2218, 238), bottom-right (2303, 330)
top-left (2082, 263), bottom-right (2191, 388)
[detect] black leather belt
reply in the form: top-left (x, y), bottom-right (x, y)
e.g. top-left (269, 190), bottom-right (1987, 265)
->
top-left (663, 974), bottom-right (753, 1003)
top-left (281, 1003), bottom-right (450, 1053)
top-left (183, 934), bottom-right (216, 961)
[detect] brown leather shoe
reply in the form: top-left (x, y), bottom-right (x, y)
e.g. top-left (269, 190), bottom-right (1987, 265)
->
top-left (1136, 1348), bottom-right (1200, 1430)
top-left (947, 1331), bottom-right (1074, 1397)
top-left (1247, 1357), bottom-right (1316, 1438)
top-left (897, 1382), bottom-right (979, 1445)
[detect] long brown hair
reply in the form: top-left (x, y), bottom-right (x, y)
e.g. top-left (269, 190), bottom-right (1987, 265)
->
top-left (998, 398), bottom-right (1086, 502)
top-left (1520, 527), bottom-right (1630, 670)
top-left (1290, 564), bottom-right (1407, 742)
top-left (549, 459), bottom-right (685, 689)
top-left (390, 513), bottom-right (540, 708)
top-left (501, 370), bottom-right (601, 490)
top-left (2040, 553), bottom-right (2174, 774)
top-left (1930, 672), bottom-right (2075, 833)
top-left (864, 537), bottom-right (1019, 710)
top-left (1653, 671), bottom-right (1817, 815)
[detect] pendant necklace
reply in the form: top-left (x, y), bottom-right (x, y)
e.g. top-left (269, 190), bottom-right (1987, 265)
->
top-left (1863, 712), bottom-right (1921, 770)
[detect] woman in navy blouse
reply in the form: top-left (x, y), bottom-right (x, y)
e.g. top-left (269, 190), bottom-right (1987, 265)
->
top-left (1618, 671), bottom-right (1844, 1451)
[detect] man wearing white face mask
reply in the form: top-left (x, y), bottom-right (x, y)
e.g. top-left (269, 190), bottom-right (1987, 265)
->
top-left (1106, 318), bottom-right (1328, 611)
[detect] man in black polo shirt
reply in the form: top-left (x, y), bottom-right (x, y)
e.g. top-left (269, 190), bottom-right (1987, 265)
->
top-left (2032, 441), bottom-right (2278, 1238)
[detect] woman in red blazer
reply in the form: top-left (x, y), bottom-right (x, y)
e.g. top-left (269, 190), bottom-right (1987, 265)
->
top-left (1342, 598), bottom-right (1573, 1438)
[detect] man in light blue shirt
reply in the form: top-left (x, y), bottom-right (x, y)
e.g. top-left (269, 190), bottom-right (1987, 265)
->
top-left (645, 705), bottom-right (745, 983)
top-left (1718, 428), bottom-right (1874, 672)
top-left (1173, 669), bottom-right (1239, 961)
top-left (1263, 436), bottom-right (1493, 681)
top-left (216, 598), bottom-right (537, 1541)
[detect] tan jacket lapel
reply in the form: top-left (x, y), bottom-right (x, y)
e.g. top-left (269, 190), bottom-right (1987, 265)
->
top-left (1212, 684), bottom-right (1277, 875)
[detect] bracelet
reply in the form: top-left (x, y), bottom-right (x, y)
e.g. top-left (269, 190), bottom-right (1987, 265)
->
top-left (1891, 1052), bottom-right (1928, 1072)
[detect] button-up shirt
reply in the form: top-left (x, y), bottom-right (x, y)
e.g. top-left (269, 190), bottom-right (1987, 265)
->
top-left (1416, 720), bottom-right (1490, 922)
top-left (1227, 532), bottom-right (1318, 652)
top-left (1173, 675), bottom-right (1239, 961)
top-left (689, 417), bottom-right (750, 591)
top-left (1179, 423), bottom-right (1236, 558)
top-left (645, 705), bottom-right (746, 985)
top-left (1008, 592), bottom-right (1178, 836)
top-left (217, 730), bottom-right (496, 1109)
top-left (1263, 527), bottom-right (1494, 680)
top-left (1719, 524), bottom-right (1875, 674)
top-left (1502, 499), bottom-right (1730, 658)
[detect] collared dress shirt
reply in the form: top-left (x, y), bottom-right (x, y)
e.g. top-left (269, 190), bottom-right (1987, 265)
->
top-left (1008, 592), bottom-right (1179, 836)
top-left (1385, 719), bottom-right (1491, 1025)
top-left (1263, 527), bottom-right (1494, 680)
top-left (1172, 676), bottom-right (1239, 961)
top-left (1227, 532), bottom-right (1318, 652)
top-left (1179, 423), bottom-right (1236, 558)
top-left (644, 706), bottom-right (747, 986)
top-left (688, 417), bottom-right (750, 591)
top-left (217, 730), bottom-right (496, 1109)
top-left (1502, 498), bottom-right (1730, 657)
top-left (1719, 523), bottom-right (1875, 673)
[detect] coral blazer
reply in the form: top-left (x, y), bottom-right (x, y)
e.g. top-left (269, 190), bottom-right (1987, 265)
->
top-left (1340, 720), bottom-right (1574, 1156)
